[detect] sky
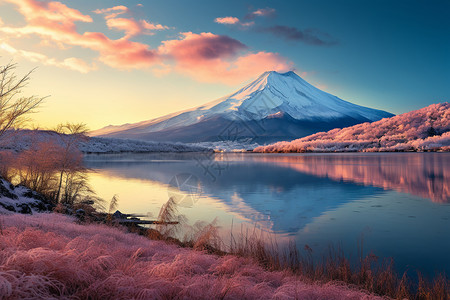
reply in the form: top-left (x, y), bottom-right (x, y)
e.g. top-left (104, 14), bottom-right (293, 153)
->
top-left (0, 0), bottom-right (448, 130)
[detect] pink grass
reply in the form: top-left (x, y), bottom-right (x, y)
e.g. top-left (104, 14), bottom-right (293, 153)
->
top-left (0, 213), bottom-right (382, 299)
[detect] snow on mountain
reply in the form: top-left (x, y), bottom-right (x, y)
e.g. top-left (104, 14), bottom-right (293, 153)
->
top-left (255, 102), bottom-right (450, 152)
top-left (91, 71), bottom-right (394, 143)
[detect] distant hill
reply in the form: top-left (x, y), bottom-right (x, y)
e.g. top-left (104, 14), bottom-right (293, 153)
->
top-left (91, 71), bottom-right (393, 143)
top-left (0, 130), bottom-right (210, 154)
top-left (255, 103), bottom-right (450, 152)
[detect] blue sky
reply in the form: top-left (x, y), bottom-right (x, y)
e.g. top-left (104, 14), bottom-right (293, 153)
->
top-left (0, 0), bottom-right (448, 129)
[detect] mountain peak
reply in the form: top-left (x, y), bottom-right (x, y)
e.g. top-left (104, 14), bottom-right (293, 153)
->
top-left (264, 70), bottom-right (296, 76)
top-left (230, 70), bottom-right (303, 101)
top-left (259, 70), bottom-right (298, 81)
top-left (91, 71), bottom-right (394, 143)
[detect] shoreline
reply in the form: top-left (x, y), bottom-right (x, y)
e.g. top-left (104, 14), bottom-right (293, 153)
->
top-left (1, 174), bottom-right (448, 299)
top-left (0, 212), bottom-right (387, 299)
top-left (2, 207), bottom-right (448, 299)
top-left (1, 148), bottom-right (449, 299)
top-left (83, 148), bottom-right (450, 154)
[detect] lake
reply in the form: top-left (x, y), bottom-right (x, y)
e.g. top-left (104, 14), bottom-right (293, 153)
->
top-left (84, 152), bottom-right (450, 277)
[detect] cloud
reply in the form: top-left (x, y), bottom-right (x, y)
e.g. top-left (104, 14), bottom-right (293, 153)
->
top-left (160, 32), bottom-right (247, 61)
top-left (215, 8), bottom-right (275, 28)
top-left (215, 7), bottom-right (275, 27)
top-left (245, 7), bottom-right (276, 19)
top-left (214, 16), bottom-right (254, 28)
top-left (259, 26), bottom-right (338, 46)
top-left (0, 42), bottom-right (96, 73)
top-left (61, 57), bottom-right (97, 73)
top-left (95, 5), bottom-right (169, 37)
top-left (7, 0), bottom-right (93, 25)
top-left (0, 0), bottom-right (161, 69)
top-left (215, 17), bottom-right (240, 25)
top-left (213, 8), bottom-right (336, 47)
top-left (159, 32), bottom-right (293, 84)
top-left (93, 6), bottom-right (128, 19)
top-left (1, 25), bottom-right (161, 69)
top-left (105, 18), bottom-right (169, 37)
top-left (1, 0), bottom-right (294, 84)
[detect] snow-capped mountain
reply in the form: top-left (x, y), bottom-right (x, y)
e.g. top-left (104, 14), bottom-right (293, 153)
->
top-left (91, 71), bottom-right (394, 143)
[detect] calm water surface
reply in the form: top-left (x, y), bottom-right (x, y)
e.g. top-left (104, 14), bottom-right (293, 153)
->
top-left (84, 152), bottom-right (450, 276)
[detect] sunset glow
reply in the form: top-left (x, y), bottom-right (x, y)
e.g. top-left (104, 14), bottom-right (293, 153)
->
top-left (0, 0), bottom-right (448, 130)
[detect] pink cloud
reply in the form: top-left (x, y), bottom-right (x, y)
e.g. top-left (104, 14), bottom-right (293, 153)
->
top-left (160, 32), bottom-right (293, 84)
top-left (93, 6), bottom-right (128, 19)
top-left (240, 21), bottom-right (255, 27)
top-left (106, 18), bottom-right (169, 37)
top-left (250, 7), bottom-right (276, 18)
top-left (214, 16), bottom-right (254, 28)
top-left (244, 7), bottom-right (276, 21)
top-left (1, 0), bottom-right (160, 69)
top-left (6, 0), bottom-right (92, 25)
top-left (95, 5), bottom-right (169, 37)
top-left (1, 1), bottom-right (294, 84)
top-left (75, 32), bottom-right (159, 69)
top-left (160, 32), bottom-right (247, 61)
top-left (215, 17), bottom-right (240, 25)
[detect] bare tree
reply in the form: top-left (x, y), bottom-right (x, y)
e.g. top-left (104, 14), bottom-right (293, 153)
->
top-left (0, 62), bottom-right (47, 139)
top-left (52, 122), bottom-right (89, 203)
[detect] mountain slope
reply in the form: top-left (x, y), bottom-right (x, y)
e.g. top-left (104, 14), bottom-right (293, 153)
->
top-left (92, 71), bottom-right (394, 143)
top-left (255, 103), bottom-right (450, 152)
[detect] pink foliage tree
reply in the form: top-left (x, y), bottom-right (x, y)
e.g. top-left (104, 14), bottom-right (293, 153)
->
top-left (256, 103), bottom-right (450, 152)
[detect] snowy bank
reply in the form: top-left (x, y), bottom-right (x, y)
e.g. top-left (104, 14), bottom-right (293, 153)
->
top-left (0, 213), bottom-right (382, 299)
top-left (0, 130), bottom-right (211, 153)
top-left (189, 140), bottom-right (261, 152)
top-left (82, 137), bottom-right (211, 153)
top-left (0, 178), bottom-right (53, 214)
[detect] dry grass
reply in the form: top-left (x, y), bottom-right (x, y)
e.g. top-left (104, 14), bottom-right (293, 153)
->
top-left (145, 207), bottom-right (449, 300)
top-left (224, 225), bottom-right (449, 299)
top-left (0, 213), bottom-right (387, 300)
top-left (2, 156), bottom-right (447, 299)
top-left (0, 135), bottom-right (103, 211)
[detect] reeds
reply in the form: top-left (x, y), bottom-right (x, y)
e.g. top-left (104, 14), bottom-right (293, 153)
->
top-left (229, 225), bottom-right (449, 299)
top-left (147, 210), bottom-right (449, 300)
top-left (1, 213), bottom-right (388, 299)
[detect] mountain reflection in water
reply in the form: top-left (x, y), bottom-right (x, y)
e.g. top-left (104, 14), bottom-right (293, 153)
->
top-left (85, 153), bottom-right (449, 233)
top-left (247, 153), bottom-right (449, 203)
top-left (84, 152), bottom-right (450, 276)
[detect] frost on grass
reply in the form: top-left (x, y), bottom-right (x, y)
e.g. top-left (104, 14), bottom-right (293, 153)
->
top-left (0, 213), bottom-right (382, 299)
top-left (0, 130), bottom-right (210, 153)
top-left (82, 137), bottom-right (211, 153)
top-left (256, 103), bottom-right (450, 152)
